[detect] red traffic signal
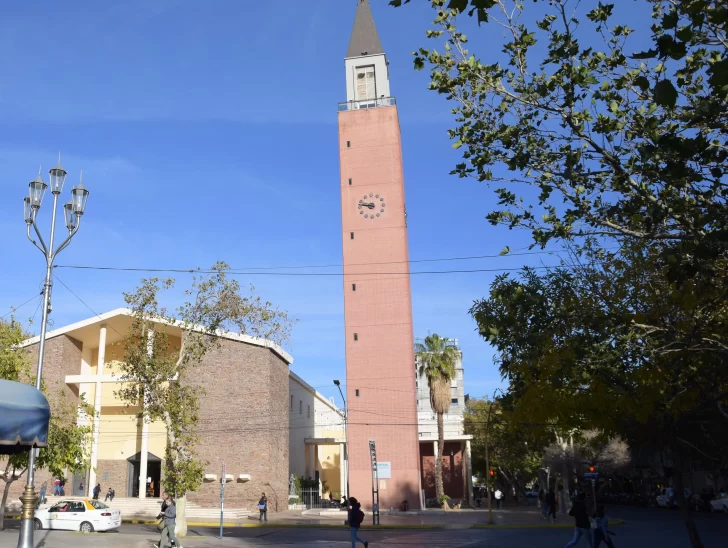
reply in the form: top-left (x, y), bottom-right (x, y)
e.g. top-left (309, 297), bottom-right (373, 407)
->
top-left (489, 470), bottom-right (495, 477)
top-left (588, 466), bottom-right (595, 472)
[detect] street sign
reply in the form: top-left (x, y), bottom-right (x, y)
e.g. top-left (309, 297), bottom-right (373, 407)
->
top-left (584, 472), bottom-right (598, 480)
top-left (378, 462), bottom-right (391, 479)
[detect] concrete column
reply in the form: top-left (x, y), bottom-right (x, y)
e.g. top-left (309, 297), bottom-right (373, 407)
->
top-left (465, 440), bottom-right (474, 507)
top-left (138, 328), bottom-right (153, 499)
top-left (88, 324), bottom-right (107, 497)
top-left (339, 443), bottom-right (346, 498)
top-left (308, 444), bottom-right (316, 480)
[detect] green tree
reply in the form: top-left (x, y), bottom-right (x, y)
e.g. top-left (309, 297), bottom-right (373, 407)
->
top-left (393, 0), bottom-right (728, 255)
top-left (415, 334), bottom-right (459, 502)
top-left (470, 242), bottom-right (728, 546)
top-left (0, 319), bottom-right (92, 530)
top-left (116, 263), bottom-right (293, 536)
top-left (464, 397), bottom-right (544, 503)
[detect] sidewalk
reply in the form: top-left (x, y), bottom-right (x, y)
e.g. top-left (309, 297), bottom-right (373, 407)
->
top-left (0, 531), bottom-right (236, 548)
top-left (273, 507), bottom-right (624, 529)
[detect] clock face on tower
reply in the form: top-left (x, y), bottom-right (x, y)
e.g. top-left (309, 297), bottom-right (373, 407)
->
top-left (358, 193), bottom-right (387, 220)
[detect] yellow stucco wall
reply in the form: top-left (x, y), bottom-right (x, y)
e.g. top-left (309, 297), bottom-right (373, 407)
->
top-left (88, 338), bottom-right (178, 462)
top-left (317, 428), bottom-right (345, 497)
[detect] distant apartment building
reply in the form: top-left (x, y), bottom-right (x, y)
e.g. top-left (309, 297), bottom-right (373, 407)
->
top-left (415, 337), bottom-right (473, 502)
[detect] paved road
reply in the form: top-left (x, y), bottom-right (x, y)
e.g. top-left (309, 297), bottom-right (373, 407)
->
top-left (0, 507), bottom-right (725, 547)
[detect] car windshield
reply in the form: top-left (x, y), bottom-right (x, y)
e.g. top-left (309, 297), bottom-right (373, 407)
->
top-left (90, 501), bottom-right (108, 510)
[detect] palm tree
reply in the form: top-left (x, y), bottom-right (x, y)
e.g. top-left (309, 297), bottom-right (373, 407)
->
top-left (415, 334), bottom-right (459, 502)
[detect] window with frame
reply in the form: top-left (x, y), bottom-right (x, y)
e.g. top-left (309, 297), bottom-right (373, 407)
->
top-left (299, 400), bottom-right (303, 414)
top-left (307, 405), bottom-right (311, 418)
top-left (290, 394), bottom-right (293, 410)
top-left (355, 65), bottom-right (376, 100)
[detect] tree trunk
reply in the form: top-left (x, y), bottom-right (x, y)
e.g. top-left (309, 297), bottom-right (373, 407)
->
top-left (436, 411), bottom-right (445, 501)
top-left (175, 495), bottom-right (187, 537)
top-left (0, 478), bottom-right (15, 531)
top-left (673, 452), bottom-right (704, 548)
top-left (560, 464), bottom-right (570, 513)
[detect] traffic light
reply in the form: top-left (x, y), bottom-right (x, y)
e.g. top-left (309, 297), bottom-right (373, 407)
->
top-left (588, 466), bottom-right (595, 473)
top-left (489, 470), bottom-right (495, 477)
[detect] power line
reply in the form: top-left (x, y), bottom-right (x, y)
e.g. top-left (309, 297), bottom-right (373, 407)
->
top-left (52, 247), bottom-right (577, 276)
top-left (1, 292), bottom-right (42, 320)
top-left (53, 265), bottom-right (564, 277)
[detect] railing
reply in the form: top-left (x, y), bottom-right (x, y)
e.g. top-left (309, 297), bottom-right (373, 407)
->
top-left (338, 96), bottom-right (397, 112)
top-left (298, 487), bottom-right (344, 509)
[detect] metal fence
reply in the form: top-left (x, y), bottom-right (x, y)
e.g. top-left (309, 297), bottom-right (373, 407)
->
top-left (337, 97), bottom-right (397, 112)
top-left (298, 487), bottom-right (343, 510)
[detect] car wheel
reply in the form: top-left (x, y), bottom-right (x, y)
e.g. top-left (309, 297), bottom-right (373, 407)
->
top-left (80, 521), bottom-right (94, 534)
top-left (33, 519), bottom-right (42, 530)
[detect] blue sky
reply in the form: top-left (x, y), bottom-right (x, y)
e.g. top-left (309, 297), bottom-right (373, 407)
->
top-left (0, 0), bottom-right (652, 404)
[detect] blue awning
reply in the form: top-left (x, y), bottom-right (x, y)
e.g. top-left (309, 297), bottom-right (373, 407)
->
top-left (0, 379), bottom-right (50, 455)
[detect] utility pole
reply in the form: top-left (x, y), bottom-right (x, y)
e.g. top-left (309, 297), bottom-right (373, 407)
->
top-left (333, 380), bottom-right (349, 499)
top-left (368, 440), bottom-right (380, 526)
top-left (217, 462), bottom-right (226, 539)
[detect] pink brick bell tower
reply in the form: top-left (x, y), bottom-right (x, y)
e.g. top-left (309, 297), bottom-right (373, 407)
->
top-left (338, 0), bottom-right (421, 510)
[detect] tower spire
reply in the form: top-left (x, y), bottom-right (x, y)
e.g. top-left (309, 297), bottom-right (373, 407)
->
top-left (346, 0), bottom-right (384, 58)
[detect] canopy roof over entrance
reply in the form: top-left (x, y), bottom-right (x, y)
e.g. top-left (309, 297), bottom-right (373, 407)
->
top-left (0, 379), bottom-right (50, 455)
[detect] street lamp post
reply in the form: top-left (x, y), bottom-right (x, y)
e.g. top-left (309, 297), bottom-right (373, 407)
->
top-left (18, 159), bottom-right (89, 548)
top-left (485, 387), bottom-right (503, 526)
top-left (333, 380), bottom-right (349, 500)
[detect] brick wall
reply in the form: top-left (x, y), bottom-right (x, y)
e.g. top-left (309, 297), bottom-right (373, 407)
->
top-left (183, 339), bottom-right (289, 511)
top-left (2, 335), bottom-right (83, 504)
top-left (95, 460), bottom-right (128, 498)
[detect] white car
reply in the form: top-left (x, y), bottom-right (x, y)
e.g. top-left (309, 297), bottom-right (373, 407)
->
top-left (34, 499), bottom-right (121, 533)
top-left (656, 487), bottom-right (691, 508)
top-left (710, 494), bottom-right (728, 513)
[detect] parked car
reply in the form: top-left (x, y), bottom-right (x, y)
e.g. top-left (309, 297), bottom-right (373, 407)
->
top-left (525, 489), bottom-right (539, 498)
top-left (34, 499), bottom-right (121, 533)
top-left (710, 494), bottom-right (728, 513)
top-left (656, 488), bottom-right (692, 508)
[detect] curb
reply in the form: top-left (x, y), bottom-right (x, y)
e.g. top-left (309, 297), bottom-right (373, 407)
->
top-left (472, 519), bottom-right (625, 529)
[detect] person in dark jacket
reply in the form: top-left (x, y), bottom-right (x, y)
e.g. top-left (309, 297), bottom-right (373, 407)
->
top-left (565, 493), bottom-right (594, 548)
top-left (156, 492), bottom-right (181, 548)
top-left (546, 488), bottom-right (557, 523)
top-left (258, 492), bottom-right (268, 522)
top-left (347, 497), bottom-right (368, 548)
top-left (92, 483), bottom-right (101, 500)
top-left (593, 505), bottom-right (615, 548)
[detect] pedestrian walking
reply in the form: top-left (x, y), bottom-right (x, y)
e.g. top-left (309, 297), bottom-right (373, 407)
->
top-left (258, 492), bottom-right (268, 522)
top-left (495, 489), bottom-right (503, 510)
top-left (110, 488), bottom-right (115, 502)
top-left (347, 496), bottom-right (368, 548)
top-left (538, 489), bottom-right (545, 516)
top-left (565, 493), bottom-right (594, 548)
top-left (156, 492), bottom-right (181, 548)
top-left (593, 505), bottom-right (616, 548)
top-left (59, 478), bottom-right (66, 496)
top-left (35, 483), bottom-right (47, 509)
top-left (92, 483), bottom-right (101, 500)
top-left (78, 481), bottom-right (84, 496)
top-left (53, 477), bottom-right (61, 496)
top-left (546, 488), bottom-right (557, 523)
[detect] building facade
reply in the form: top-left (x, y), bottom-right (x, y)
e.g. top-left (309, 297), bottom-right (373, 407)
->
top-left (288, 372), bottom-right (346, 499)
top-left (9, 309), bottom-right (292, 512)
top-left (338, 0), bottom-right (422, 509)
top-left (415, 337), bottom-right (473, 503)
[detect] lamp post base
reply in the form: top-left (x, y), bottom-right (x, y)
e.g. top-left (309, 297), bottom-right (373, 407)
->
top-left (17, 485), bottom-right (37, 548)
